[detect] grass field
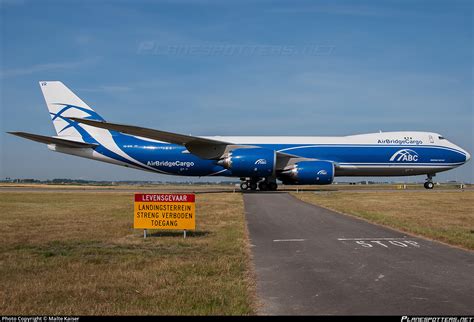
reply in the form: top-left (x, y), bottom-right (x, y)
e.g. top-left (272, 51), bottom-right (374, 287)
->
top-left (293, 190), bottom-right (474, 250)
top-left (0, 191), bottom-right (254, 315)
top-left (0, 183), bottom-right (237, 192)
top-left (1, 185), bottom-right (472, 315)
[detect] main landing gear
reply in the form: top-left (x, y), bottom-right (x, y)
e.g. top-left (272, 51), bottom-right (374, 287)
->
top-left (240, 178), bottom-right (278, 191)
top-left (239, 181), bottom-right (257, 191)
top-left (424, 174), bottom-right (435, 189)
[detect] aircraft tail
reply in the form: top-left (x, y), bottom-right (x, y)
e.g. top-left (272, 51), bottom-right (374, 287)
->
top-left (39, 81), bottom-right (105, 140)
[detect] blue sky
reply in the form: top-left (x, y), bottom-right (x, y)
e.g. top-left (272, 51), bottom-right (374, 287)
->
top-left (1, 0), bottom-right (472, 182)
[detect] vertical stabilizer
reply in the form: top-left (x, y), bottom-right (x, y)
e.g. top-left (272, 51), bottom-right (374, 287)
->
top-left (39, 81), bottom-right (105, 139)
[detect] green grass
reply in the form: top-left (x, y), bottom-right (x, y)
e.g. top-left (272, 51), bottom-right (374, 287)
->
top-left (0, 191), bottom-right (254, 315)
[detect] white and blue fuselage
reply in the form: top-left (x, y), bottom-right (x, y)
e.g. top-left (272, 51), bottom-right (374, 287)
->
top-left (51, 131), bottom-right (469, 178)
top-left (9, 81), bottom-right (470, 190)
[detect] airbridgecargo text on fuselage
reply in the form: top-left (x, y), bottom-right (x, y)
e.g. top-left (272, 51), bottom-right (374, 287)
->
top-left (377, 138), bottom-right (423, 145)
top-left (147, 160), bottom-right (195, 168)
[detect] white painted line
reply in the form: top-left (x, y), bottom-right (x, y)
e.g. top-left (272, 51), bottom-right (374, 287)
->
top-left (337, 237), bottom-right (408, 241)
top-left (273, 239), bottom-right (306, 242)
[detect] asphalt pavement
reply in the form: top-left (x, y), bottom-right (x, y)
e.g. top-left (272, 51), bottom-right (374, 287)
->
top-left (243, 192), bottom-right (474, 315)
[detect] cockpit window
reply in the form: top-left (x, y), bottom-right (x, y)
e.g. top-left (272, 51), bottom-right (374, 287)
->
top-left (438, 136), bottom-right (446, 140)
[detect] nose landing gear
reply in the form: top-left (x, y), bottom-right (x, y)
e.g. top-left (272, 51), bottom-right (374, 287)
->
top-left (424, 181), bottom-right (434, 189)
top-left (424, 174), bottom-right (435, 189)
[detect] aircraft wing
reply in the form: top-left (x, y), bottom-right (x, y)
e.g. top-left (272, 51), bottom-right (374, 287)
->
top-left (69, 118), bottom-right (233, 159)
top-left (69, 118), bottom-right (227, 146)
top-left (68, 118), bottom-right (316, 165)
top-left (8, 132), bottom-right (98, 148)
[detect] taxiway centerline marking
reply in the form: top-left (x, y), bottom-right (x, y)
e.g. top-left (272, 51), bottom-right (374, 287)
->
top-left (337, 237), bottom-right (409, 241)
top-left (273, 239), bottom-right (306, 242)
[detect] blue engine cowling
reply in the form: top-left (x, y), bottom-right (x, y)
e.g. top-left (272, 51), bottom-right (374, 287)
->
top-left (281, 160), bottom-right (334, 185)
top-left (219, 148), bottom-right (275, 177)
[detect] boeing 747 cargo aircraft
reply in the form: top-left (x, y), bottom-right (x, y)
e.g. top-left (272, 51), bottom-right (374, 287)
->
top-left (9, 81), bottom-right (471, 191)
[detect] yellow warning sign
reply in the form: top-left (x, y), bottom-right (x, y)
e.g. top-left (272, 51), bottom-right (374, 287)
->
top-left (134, 193), bottom-right (195, 230)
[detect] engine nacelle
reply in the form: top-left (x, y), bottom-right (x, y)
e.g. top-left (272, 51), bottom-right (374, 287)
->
top-left (280, 160), bottom-right (334, 185)
top-left (218, 148), bottom-right (275, 177)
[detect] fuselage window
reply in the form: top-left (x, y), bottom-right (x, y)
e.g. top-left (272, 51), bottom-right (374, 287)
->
top-left (438, 136), bottom-right (446, 140)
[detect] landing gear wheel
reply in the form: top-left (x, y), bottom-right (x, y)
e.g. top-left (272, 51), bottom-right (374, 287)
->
top-left (268, 182), bottom-right (278, 191)
top-left (258, 182), bottom-right (268, 191)
top-left (249, 182), bottom-right (258, 191)
top-left (424, 181), bottom-right (434, 189)
top-left (240, 182), bottom-right (249, 191)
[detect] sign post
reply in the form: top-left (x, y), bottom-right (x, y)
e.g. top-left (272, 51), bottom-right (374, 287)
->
top-left (134, 193), bottom-right (195, 237)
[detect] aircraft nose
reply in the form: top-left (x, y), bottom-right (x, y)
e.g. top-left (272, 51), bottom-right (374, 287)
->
top-left (465, 150), bottom-right (471, 162)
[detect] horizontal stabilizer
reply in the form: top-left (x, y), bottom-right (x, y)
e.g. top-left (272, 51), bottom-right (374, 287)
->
top-left (8, 132), bottom-right (98, 148)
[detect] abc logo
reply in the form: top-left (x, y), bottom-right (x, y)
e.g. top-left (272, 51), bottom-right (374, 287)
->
top-left (389, 149), bottom-right (419, 162)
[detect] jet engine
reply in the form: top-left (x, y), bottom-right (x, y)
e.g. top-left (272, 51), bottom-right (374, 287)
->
top-left (279, 160), bottom-right (334, 185)
top-left (218, 148), bottom-right (275, 177)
